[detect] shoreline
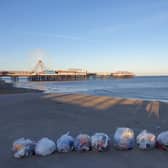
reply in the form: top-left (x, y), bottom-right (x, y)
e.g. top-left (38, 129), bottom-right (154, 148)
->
top-left (1, 77), bottom-right (168, 103)
top-left (1, 87), bottom-right (167, 103)
top-left (0, 80), bottom-right (42, 94)
top-left (1, 79), bottom-right (168, 104)
top-left (0, 86), bottom-right (164, 104)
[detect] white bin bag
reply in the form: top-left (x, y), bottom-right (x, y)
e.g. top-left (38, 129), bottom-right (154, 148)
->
top-left (12, 138), bottom-right (36, 158)
top-left (113, 128), bottom-right (135, 150)
top-left (35, 137), bottom-right (56, 156)
top-left (136, 130), bottom-right (156, 150)
top-left (57, 132), bottom-right (74, 152)
top-left (91, 133), bottom-right (110, 152)
top-left (157, 131), bottom-right (168, 150)
top-left (74, 134), bottom-right (91, 152)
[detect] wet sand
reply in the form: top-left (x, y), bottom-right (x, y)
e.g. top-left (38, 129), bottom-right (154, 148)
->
top-left (0, 80), bottom-right (42, 94)
top-left (0, 93), bottom-right (168, 168)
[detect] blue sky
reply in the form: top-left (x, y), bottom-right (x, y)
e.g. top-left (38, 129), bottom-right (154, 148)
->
top-left (0, 0), bottom-right (168, 75)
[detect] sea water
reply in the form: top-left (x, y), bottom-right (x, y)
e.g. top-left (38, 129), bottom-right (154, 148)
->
top-left (2, 76), bottom-right (168, 102)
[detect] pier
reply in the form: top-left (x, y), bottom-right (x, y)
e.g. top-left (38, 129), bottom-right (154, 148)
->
top-left (0, 71), bottom-right (87, 81)
top-left (0, 60), bottom-right (88, 81)
top-left (0, 60), bottom-right (135, 81)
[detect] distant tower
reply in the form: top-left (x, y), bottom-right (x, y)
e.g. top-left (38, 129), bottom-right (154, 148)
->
top-left (32, 60), bottom-right (46, 74)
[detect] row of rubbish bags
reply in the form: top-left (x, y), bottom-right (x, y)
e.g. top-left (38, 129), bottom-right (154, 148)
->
top-left (12, 128), bottom-right (168, 158)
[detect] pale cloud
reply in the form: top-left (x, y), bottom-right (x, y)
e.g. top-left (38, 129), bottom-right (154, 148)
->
top-left (98, 24), bottom-right (130, 33)
top-left (24, 11), bottom-right (168, 42)
top-left (90, 11), bottom-right (168, 34)
top-left (25, 32), bottom-right (81, 40)
top-left (141, 12), bottom-right (168, 24)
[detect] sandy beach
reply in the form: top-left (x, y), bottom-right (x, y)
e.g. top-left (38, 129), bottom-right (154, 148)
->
top-left (0, 91), bottom-right (168, 168)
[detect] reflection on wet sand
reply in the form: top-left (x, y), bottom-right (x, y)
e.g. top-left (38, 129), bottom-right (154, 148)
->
top-left (146, 101), bottom-right (160, 119)
top-left (43, 93), bottom-right (161, 118)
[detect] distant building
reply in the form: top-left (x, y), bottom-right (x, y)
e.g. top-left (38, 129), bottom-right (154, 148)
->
top-left (55, 69), bottom-right (87, 76)
top-left (111, 71), bottom-right (135, 78)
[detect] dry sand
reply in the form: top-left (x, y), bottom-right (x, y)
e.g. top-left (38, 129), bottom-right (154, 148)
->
top-left (0, 93), bottom-right (168, 168)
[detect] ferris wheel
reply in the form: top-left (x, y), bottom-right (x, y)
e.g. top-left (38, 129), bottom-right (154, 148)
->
top-left (32, 60), bottom-right (46, 74)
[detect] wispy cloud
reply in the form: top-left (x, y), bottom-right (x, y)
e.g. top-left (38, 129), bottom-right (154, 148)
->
top-left (24, 11), bottom-right (168, 41)
top-left (90, 11), bottom-right (168, 34)
top-left (24, 32), bottom-right (81, 40)
top-left (98, 24), bottom-right (130, 33)
top-left (141, 12), bottom-right (168, 24)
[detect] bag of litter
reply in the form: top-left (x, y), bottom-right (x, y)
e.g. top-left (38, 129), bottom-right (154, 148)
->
top-left (113, 128), bottom-right (135, 150)
top-left (12, 138), bottom-right (36, 158)
top-left (136, 130), bottom-right (156, 150)
top-left (56, 132), bottom-right (74, 152)
top-left (91, 133), bottom-right (109, 152)
top-left (156, 131), bottom-right (168, 150)
top-left (35, 137), bottom-right (56, 156)
top-left (74, 134), bottom-right (91, 152)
